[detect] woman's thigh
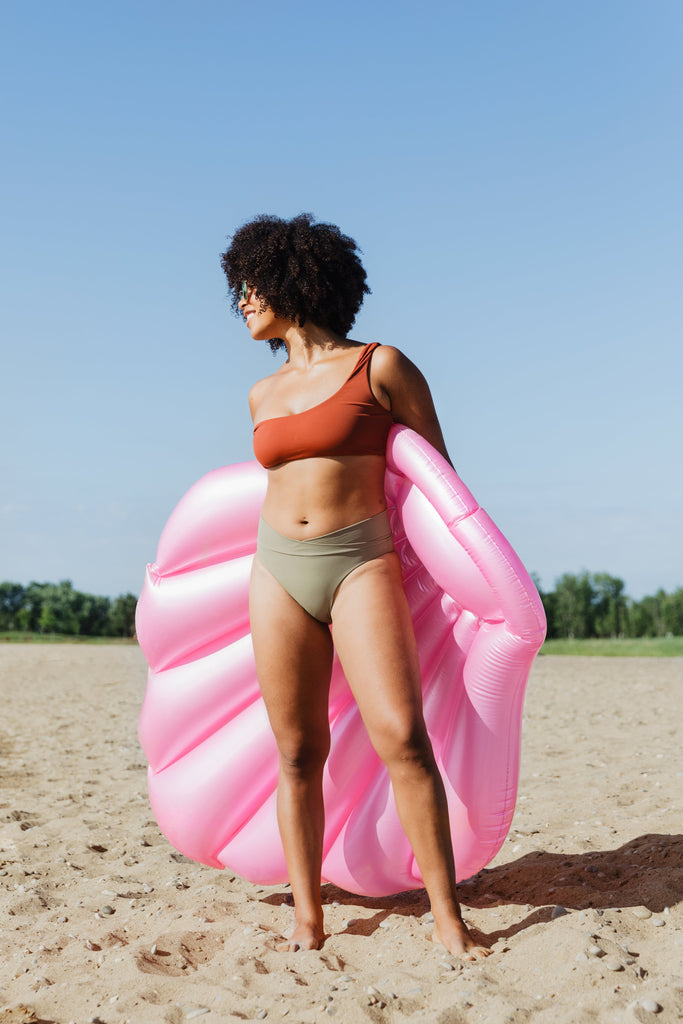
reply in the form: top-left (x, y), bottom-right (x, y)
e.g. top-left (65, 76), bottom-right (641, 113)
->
top-left (250, 556), bottom-right (334, 761)
top-left (330, 553), bottom-right (429, 758)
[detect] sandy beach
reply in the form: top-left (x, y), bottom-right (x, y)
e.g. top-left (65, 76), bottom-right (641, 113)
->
top-left (0, 645), bottom-right (681, 1023)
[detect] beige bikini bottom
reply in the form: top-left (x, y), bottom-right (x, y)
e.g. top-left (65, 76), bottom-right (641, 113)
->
top-left (256, 510), bottom-right (394, 623)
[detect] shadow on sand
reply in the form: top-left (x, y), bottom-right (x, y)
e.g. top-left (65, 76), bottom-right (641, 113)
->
top-left (260, 832), bottom-right (681, 944)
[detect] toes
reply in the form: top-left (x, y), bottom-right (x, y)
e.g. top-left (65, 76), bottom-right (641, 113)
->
top-left (276, 933), bottom-right (322, 952)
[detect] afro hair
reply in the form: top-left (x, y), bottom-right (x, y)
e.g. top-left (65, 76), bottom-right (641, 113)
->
top-left (220, 213), bottom-right (370, 352)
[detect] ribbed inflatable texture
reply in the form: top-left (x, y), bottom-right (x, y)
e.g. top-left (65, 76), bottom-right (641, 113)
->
top-left (136, 425), bottom-right (546, 896)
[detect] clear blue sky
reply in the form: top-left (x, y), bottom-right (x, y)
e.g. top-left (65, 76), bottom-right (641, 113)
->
top-left (2, 1), bottom-right (681, 601)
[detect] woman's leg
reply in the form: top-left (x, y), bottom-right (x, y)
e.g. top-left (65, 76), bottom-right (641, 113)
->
top-left (331, 553), bottom-right (490, 959)
top-left (250, 556), bottom-right (334, 951)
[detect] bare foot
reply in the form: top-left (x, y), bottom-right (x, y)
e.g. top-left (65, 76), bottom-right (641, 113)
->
top-left (276, 921), bottom-right (325, 952)
top-left (432, 918), bottom-right (491, 960)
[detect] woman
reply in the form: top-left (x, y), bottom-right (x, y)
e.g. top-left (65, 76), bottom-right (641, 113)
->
top-left (220, 213), bottom-right (489, 959)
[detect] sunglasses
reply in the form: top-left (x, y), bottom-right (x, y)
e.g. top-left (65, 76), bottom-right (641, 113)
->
top-left (240, 281), bottom-right (250, 302)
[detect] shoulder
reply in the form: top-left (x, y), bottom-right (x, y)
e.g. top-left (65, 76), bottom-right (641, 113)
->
top-left (369, 344), bottom-right (431, 398)
top-left (370, 343), bottom-right (412, 374)
top-left (248, 371), bottom-right (281, 422)
top-left (369, 344), bottom-right (453, 465)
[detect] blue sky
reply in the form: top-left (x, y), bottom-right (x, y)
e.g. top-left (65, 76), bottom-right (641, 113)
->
top-left (2, 1), bottom-right (681, 600)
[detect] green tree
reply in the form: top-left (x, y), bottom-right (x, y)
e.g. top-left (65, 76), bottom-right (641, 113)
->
top-left (628, 590), bottom-right (668, 637)
top-left (0, 583), bottom-right (25, 630)
top-left (73, 592), bottom-right (111, 636)
top-left (108, 593), bottom-right (138, 637)
top-left (553, 572), bottom-right (596, 638)
top-left (15, 582), bottom-right (50, 631)
top-left (662, 588), bottom-right (683, 636)
top-left (37, 581), bottom-right (80, 635)
top-left (592, 573), bottom-right (627, 638)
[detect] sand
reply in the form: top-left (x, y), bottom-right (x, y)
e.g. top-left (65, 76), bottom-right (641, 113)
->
top-left (0, 645), bottom-right (681, 1024)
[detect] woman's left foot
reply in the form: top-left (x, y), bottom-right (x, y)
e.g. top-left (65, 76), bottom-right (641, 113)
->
top-left (432, 919), bottom-right (491, 960)
top-left (276, 921), bottom-right (325, 952)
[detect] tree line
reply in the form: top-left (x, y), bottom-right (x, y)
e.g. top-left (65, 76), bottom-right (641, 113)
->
top-left (536, 572), bottom-right (683, 639)
top-left (0, 580), bottom-right (137, 638)
top-left (2, 574), bottom-right (682, 642)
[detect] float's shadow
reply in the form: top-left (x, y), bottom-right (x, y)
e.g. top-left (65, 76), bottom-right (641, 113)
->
top-left (459, 831), bottom-right (681, 914)
top-left (260, 833), bottom-right (681, 943)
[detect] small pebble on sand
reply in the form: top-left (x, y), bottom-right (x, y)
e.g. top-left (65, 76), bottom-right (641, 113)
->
top-left (640, 999), bottom-right (662, 1013)
top-left (603, 959), bottom-right (623, 972)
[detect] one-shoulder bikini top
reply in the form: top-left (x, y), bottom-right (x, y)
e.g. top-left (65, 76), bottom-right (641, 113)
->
top-left (253, 342), bottom-right (394, 469)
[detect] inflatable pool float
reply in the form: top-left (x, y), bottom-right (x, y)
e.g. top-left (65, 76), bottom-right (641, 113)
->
top-left (136, 425), bottom-right (545, 896)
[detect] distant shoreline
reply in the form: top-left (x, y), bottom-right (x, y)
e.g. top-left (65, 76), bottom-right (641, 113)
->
top-left (2, 632), bottom-right (682, 657)
top-left (0, 631), bottom-right (137, 645)
top-left (540, 635), bottom-right (683, 657)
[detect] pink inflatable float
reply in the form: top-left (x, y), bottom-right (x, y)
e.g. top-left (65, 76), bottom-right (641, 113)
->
top-left (136, 425), bottom-right (545, 896)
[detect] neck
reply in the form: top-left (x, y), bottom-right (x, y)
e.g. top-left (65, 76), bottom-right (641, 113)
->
top-left (281, 323), bottom-right (348, 364)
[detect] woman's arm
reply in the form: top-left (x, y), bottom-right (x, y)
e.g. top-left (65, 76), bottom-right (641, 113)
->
top-left (371, 345), bottom-right (454, 467)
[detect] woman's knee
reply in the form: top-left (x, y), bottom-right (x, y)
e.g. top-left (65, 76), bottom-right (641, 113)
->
top-left (371, 717), bottom-right (434, 773)
top-left (277, 731), bottom-right (330, 778)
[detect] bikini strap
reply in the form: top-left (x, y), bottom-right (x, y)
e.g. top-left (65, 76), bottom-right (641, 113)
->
top-left (348, 342), bottom-right (380, 380)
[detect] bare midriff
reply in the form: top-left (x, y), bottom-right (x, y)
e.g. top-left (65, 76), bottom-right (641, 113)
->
top-left (260, 454), bottom-right (388, 539)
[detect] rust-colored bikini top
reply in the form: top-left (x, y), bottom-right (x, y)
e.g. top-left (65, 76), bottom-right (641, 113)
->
top-left (253, 342), bottom-right (394, 469)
